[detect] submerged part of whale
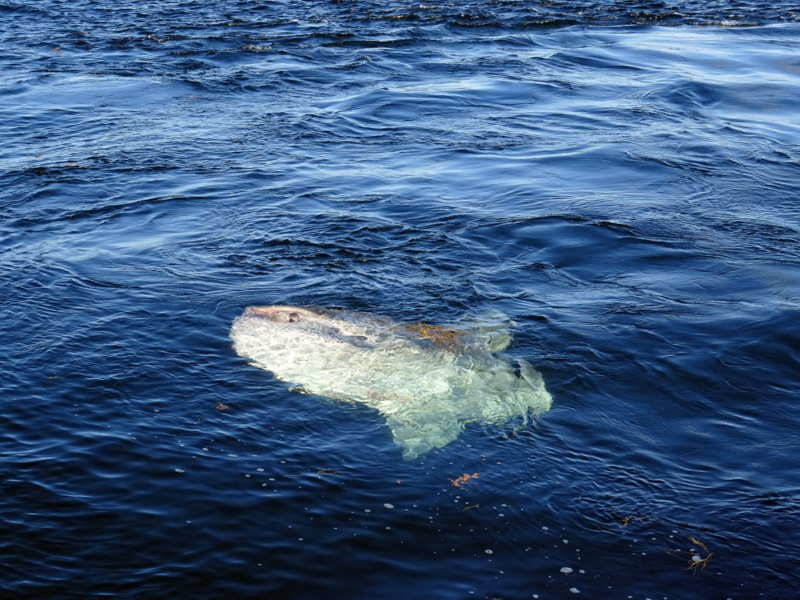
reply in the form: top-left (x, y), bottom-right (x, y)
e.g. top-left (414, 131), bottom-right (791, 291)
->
top-left (230, 305), bottom-right (552, 460)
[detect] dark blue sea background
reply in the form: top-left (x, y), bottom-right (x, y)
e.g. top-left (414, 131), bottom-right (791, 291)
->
top-left (2, 1), bottom-right (799, 598)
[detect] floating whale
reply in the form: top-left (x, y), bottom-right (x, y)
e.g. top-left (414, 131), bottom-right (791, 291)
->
top-left (230, 305), bottom-right (552, 460)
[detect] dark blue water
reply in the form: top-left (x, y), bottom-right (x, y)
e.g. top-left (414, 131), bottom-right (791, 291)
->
top-left (2, 1), bottom-right (799, 598)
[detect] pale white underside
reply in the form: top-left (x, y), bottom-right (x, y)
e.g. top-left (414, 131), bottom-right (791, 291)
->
top-left (230, 309), bottom-right (552, 459)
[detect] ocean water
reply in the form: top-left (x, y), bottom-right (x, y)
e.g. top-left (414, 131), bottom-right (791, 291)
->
top-left (2, 1), bottom-right (799, 598)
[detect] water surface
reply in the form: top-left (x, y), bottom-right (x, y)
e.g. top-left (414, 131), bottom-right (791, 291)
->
top-left (2, 1), bottom-right (799, 598)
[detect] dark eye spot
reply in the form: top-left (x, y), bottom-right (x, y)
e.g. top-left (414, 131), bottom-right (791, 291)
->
top-left (286, 312), bottom-right (301, 323)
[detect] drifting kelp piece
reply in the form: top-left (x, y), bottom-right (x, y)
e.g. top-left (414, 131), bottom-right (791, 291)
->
top-left (230, 305), bottom-right (552, 459)
top-left (449, 472), bottom-right (479, 487)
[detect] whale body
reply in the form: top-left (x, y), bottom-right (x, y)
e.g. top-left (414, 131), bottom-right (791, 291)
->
top-left (230, 305), bottom-right (552, 460)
